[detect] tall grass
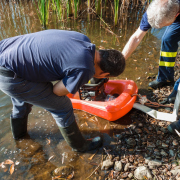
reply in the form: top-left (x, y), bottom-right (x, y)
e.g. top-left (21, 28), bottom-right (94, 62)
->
top-left (114, 0), bottom-right (119, 26)
top-left (95, 0), bottom-right (101, 15)
top-left (73, 0), bottom-right (79, 18)
top-left (53, 0), bottom-right (63, 20)
top-left (33, 0), bottom-right (149, 27)
top-left (66, 0), bottom-right (73, 18)
top-left (33, 0), bottom-right (50, 27)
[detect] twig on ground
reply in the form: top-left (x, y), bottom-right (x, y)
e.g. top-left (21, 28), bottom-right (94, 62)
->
top-left (85, 162), bottom-right (102, 180)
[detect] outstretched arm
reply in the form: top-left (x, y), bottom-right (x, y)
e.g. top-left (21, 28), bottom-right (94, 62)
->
top-left (53, 80), bottom-right (70, 96)
top-left (122, 27), bottom-right (148, 60)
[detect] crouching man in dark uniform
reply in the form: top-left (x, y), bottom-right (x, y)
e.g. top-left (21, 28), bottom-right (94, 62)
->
top-left (0, 29), bottom-right (125, 152)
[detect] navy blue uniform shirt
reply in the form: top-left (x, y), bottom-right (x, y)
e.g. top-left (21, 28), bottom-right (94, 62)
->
top-left (0, 30), bottom-right (96, 94)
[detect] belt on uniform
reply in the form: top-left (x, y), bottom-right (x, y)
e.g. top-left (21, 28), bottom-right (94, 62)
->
top-left (0, 68), bottom-right (15, 77)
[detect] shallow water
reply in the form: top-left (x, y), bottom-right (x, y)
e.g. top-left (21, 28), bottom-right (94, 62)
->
top-left (0, 1), bottom-right (163, 179)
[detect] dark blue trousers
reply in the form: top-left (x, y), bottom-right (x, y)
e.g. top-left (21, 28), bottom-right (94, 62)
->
top-left (0, 67), bottom-right (75, 128)
top-left (156, 21), bottom-right (180, 91)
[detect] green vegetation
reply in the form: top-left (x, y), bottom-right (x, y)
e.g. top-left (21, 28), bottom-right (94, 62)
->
top-left (34, 0), bottom-right (50, 27)
top-left (33, 0), bottom-right (149, 27)
top-left (114, 0), bottom-right (120, 26)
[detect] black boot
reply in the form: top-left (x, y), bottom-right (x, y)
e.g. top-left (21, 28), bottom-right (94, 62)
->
top-left (167, 89), bottom-right (177, 104)
top-left (148, 80), bottom-right (174, 89)
top-left (10, 115), bottom-right (28, 140)
top-left (167, 120), bottom-right (180, 134)
top-left (59, 121), bottom-right (102, 152)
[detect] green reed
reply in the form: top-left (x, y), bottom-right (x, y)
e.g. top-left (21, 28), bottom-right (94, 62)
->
top-left (95, 0), bottom-right (101, 15)
top-left (66, 0), bottom-right (73, 18)
top-left (53, 0), bottom-right (63, 20)
top-left (114, 0), bottom-right (120, 26)
top-left (34, 0), bottom-right (50, 27)
top-left (87, 0), bottom-right (90, 11)
top-left (71, 0), bottom-right (79, 18)
top-left (33, 0), bottom-right (149, 26)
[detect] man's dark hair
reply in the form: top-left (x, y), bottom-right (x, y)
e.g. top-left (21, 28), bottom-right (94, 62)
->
top-left (99, 49), bottom-right (125, 77)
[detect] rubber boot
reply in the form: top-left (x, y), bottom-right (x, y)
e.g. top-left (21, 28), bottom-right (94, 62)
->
top-left (167, 120), bottom-right (180, 134)
top-left (59, 121), bottom-right (102, 152)
top-left (10, 115), bottom-right (28, 140)
top-left (167, 89), bottom-right (177, 104)
top-left (148, 79), bottom-right (174, 89)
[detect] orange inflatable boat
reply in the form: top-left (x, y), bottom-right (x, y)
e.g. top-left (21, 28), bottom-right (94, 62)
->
top-left (67, 79), bottom-right (138, 121)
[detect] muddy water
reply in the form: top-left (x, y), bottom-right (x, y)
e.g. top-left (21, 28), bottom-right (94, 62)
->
top-left (0, 1), bottom-right (162, 179)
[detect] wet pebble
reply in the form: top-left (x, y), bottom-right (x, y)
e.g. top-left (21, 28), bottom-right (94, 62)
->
top-left (126, 138), bottom-right (136, 146)
top-left (162, 142), bottom-right (169, 148)
top-left (114, 161), bottom-right (122, 172)
top-left (154, 149), bottom-right (160, 156)
top-left (172, 139), bottom-right (178, 146)
top-left (147, 142), bottom-right (156, 148)
top-left (171, 166), bottom-right (180, 175)
top-left (156, 140), bottom-right (162, 146)
top-left (148, 160), bottom-right (162, 168)
top-left (169, 149), bottom-right (175, 157)
top-left (101, 159), bottom-right (114, 170)
top-left (135, 128), bottom-right (142, 134)
top-left (138, 123), bottom-right (143, 127)
top-left (52, 165), bottom-right (73, 178)
top-left (124, 163), bottom-right (130, 172)
top-left (134, 166), bottom-right (152, 180)
top-left (160, 149), bottom-right (168, 157)
top-left (128, 172), bottom-right (133, 178)
top-left (121, 172), bottom-right (129, 178)
top-left (171, 161), bottom-right (177, 168)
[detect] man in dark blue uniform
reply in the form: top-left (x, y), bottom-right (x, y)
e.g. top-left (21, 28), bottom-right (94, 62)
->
top-left (123, 0), bottom-right (180, 103)
top-left (0, 29), bottom-right (125, 152)
top-left (122, 0), bottom-right (180, 134)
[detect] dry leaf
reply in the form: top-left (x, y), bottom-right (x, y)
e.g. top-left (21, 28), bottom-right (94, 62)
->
top-left (109, 170), bottom-right (114, 178)
top-left (4, 159), bottom-right (14, 165)
top-left (52, 176), bottom-right (63, 180)
top-left (88, 151), bottom-right (98, 160)
top-left (98, 46), bottom-right (105, 49)
top-left (79, 156), bottom-right (84, 160)
top-left (94, 117), bottom-right (98, 122)
top-left (3, 167), bottom-right (8, 172)
top-left (104, 124), bottom-right (108, 129)
top-left (89, 116), bottom-right (96, 122)
top-left (46, 138), bottom-right (51, 145)
top-left (9, 163), bottom-right (15, 175)
top-left (67, 171), bottom-right (74, 179)
top-left (101, 40), bottom-right (107, 43)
